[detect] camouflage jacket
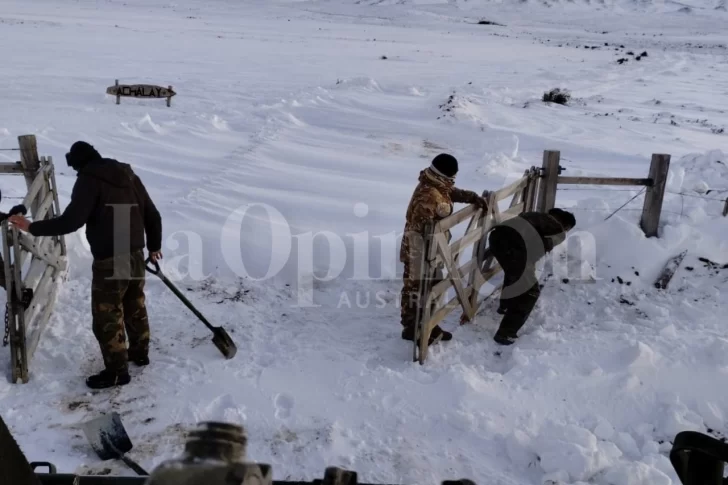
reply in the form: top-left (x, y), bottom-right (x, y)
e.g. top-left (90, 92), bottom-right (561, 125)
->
top-left (400, 168), bottom-right (484, 264)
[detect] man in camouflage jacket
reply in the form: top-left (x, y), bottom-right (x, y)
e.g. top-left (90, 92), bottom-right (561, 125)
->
top-left (400, 154), bottom-right (488, 345)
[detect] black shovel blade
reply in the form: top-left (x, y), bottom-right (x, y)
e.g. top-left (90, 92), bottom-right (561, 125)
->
top-left (212, 326), bottom-right (237, 359)
top-left (81, 412), bottom-right (132, 461)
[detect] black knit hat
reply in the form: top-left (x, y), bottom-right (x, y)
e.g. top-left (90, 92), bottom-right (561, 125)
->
top-left (66, 141), bottom-right (101, 170)
top-left (548, 208), bottom-right (576, 229)
top-left (431, 153), bottom-right (458, 178)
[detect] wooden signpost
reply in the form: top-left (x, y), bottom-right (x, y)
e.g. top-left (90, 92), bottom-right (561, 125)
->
top-left (106, 79), bottom-right (176, 107)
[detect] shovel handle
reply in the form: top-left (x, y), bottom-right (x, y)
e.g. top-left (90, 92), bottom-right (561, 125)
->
top-left (120, 455), bottom-right (149, 476)
top-left (145, 257), bottom-right (217, 333)
top-left (145, 257), bottom-right (161, 275)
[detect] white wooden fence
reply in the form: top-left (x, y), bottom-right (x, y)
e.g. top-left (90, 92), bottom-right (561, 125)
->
top-left (1, 135), bottom-right (67, 383)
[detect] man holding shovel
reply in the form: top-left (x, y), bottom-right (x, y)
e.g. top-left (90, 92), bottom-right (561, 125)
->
top-left (10, 141), bottom-right (162, 389)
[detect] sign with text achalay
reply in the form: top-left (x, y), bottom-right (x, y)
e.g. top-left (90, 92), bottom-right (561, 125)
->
top-left (106, 79), bottom-right (176, 107)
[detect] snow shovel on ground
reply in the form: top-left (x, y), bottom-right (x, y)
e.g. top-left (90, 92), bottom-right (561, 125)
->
top-left (81, 412), bottom-right (149, 476)
top-left (145, 258), bottom-right (237, 359)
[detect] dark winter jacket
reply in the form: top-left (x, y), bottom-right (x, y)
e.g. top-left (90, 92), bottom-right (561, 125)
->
top-left (490, 211), bottom-right (571, 264)
top-left (29, 158), bottom-right (162, 260)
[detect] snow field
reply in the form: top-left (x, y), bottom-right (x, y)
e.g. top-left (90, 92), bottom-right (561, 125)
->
top-left (1, 0), bottom-right (728, 484)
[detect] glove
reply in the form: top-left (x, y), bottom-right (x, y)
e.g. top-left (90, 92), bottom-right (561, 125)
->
top-left (474, 192), bottom-right (489, 211)
top-left (9, 205), bottom-right (27, 216)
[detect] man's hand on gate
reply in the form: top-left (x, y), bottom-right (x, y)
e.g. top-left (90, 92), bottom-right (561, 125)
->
top-left (8, 215), bottom-right (31, 232)
top-left (149, 251), bottom-right (163, 263)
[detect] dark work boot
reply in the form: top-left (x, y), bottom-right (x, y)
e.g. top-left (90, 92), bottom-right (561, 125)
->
top-left (128, 350), bottom-right (149, 367)
top-left (431, 325), bottom-right (452, 342)
top-left (86, 369), bottom-right (131, 389)
top-left (402, 326), bottom-right (451, 346)
top-left (401, 326), bottom-right (415, 341)
top-left (494, 333), bottom-right (516, 346)
top-left (130, 356), bottom-right (149, 366)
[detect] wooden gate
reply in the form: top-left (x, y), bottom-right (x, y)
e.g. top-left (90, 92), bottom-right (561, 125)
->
top-left (413, 168), bottom-right (540, 363)
top-left (1, 135), bottom-right (67, 383)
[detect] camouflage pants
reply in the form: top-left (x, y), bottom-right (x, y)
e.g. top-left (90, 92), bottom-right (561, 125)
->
top-left (91, 250), bottom-right (149, 373)
top-left (400, 260), bottom-right (443, 330)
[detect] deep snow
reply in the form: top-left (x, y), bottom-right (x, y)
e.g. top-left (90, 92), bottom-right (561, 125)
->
top-left (1, 0), bottom-right (728, 484)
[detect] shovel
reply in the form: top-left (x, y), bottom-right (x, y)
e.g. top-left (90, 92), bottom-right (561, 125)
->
top-left (81, 412), bottom-right (149, 476)
top-left (145, 258), bottom-right (237, 359)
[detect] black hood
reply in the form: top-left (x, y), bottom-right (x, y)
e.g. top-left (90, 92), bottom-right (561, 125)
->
top-left (79, 158), bottom-right (135, 188)
top-left (66, 141), bottom-right (102, 170)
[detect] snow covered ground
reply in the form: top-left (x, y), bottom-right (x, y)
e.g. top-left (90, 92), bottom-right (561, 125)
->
top-left (1, 0), bottom-right (728, 483)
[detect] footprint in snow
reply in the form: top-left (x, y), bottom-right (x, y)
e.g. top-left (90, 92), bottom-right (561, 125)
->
top-left (274, 393), bottom-right (294, 420)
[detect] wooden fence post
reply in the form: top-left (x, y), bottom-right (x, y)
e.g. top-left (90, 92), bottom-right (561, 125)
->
top-left (538, 150), bottom-right (560, 212)
top-left (640, 154), bottom-right (670, 238)
top-left (18, 135), bottom-right (42, 217)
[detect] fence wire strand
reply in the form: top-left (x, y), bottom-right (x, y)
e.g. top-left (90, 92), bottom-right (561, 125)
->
top-left (568, 207), bottom-right (716, 218)
top-left (557, 183), bottom-right (727, 221)
top-left (666, 190), bottom-right (727, 202)
top-left (558, 187), bottom-right (642, 193)
top-left (603, 187), bottom-right (647, 221)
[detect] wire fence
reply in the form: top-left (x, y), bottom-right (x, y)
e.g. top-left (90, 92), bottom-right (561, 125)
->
top-left (558, 187), bottom-right (643, 193)
top-left (556, 184), bottom-right (728, 220)
top-left (666, 190), bottom-right (727, 202)
top-left (557, 186), bottom-right (728, 201)
top-left (568, 207), bottom-right (712, 217)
